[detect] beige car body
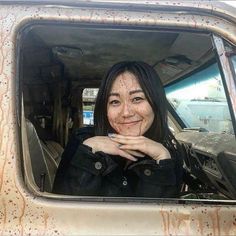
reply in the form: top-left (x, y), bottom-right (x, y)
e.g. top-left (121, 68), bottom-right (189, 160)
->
top-left (0, 0), bottom-right (236, 235)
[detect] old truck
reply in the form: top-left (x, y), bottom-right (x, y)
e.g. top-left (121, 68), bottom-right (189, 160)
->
top-left (0, 0), bottom-right (236, 235)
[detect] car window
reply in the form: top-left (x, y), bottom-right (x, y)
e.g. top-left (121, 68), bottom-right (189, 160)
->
top-left (19, 22), bottom-right (236, 201)
top-left (82, 88), bottom-right (98, 125)
top-left (165, 62), bottom-right (234, 134)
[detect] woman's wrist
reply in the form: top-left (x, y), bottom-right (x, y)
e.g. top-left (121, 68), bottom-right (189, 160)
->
top-left (152, 146), bottom-right (171, 163)
top-left (83, 138), bottom-right (97, 153)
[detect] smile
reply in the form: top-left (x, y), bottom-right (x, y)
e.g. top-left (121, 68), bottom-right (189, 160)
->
top-left (119, 120), bottom-right (142, 125)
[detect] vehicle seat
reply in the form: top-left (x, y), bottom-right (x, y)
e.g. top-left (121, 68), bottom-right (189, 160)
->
top-left (25, 120), bottom-right (63, 192)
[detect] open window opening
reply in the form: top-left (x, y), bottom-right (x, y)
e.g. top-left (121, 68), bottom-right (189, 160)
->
top-left (19, 22), bottom-right (236, 201)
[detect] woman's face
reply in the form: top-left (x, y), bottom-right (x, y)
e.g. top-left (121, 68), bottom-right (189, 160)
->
top-left (107, 72), bottom-right (155, 136)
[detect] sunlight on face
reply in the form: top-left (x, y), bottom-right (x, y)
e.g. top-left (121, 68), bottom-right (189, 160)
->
top-left (107, 72), bottom-right (154, 136)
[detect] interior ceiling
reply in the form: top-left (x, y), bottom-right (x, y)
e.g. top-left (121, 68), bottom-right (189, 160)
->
top-left (22, 25), bottom-right (213, 86)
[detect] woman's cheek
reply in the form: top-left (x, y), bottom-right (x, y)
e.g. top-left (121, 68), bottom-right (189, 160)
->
top-left (110, 120), bottom-right (122, 134)
top-left (107, 110), bottom-right (119, 131)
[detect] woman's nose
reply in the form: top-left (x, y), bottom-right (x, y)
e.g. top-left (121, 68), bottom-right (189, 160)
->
top-left (121, 102), bottom-right (134, 117)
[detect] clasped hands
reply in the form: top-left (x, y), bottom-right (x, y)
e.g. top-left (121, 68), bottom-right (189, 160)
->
top-left (83, 134), bottom-right (171, 162)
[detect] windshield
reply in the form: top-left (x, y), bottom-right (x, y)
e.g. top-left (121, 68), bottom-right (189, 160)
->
top-left (165, 62), bottom-right (234, 134)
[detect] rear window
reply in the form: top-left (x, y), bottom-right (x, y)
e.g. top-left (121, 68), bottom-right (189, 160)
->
top-left (82, 88), bottom-right (98, 125)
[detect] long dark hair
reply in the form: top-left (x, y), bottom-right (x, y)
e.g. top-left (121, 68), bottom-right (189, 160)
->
top-left (94, 61), bottom-right (170, 143)
top-left (94, 61), bottom-right (183, 188)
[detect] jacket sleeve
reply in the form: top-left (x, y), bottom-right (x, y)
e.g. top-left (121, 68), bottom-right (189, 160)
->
top-left (129, 158), bottom-right (181, 198)
top-left (52, 142), bottom-right (118, 196)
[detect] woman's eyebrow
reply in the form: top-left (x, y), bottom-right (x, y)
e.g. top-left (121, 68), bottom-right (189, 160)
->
top-left (129, 89), bottom-right (143, 95)
top-left (109, 89), bottom-right (143, 97)
top-left (109, 92), bottom-right (120, 97)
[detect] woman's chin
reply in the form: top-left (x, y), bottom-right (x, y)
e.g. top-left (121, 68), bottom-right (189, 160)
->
top-left (118, 129), bottom-right (143, 136)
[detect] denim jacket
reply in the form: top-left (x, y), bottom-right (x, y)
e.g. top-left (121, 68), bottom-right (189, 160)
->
top-left (53, 127), bottom-right (182, 198)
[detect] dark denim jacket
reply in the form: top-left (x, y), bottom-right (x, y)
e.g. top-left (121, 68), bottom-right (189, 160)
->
top-left (53, 127), bottom-right (183, 198)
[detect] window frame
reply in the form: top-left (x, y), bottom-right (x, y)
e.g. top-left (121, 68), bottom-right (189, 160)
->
top-left (212, 34), bottom-right (236, 135)
top-left (18, 22), bottom-right (236, 203)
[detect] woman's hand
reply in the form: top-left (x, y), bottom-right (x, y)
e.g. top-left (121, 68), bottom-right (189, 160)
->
top-left (83, 136), bottom-right (144, 162)
top-left (109, 134), bottom-right (171, 163)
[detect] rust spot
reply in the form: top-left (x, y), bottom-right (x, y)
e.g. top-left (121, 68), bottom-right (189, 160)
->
top-left (160, 210), bottom-right (170, 235)
top-left (14, 178), bottom-right (25, 236)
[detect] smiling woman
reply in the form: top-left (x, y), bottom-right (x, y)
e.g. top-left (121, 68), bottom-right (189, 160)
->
top-left (107, 72), bottom-right (155, 137)
top-left (52, 61), bottom-right (183, 197)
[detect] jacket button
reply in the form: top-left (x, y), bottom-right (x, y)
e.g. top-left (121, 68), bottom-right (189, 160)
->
top-left (122, 177), bottom-right (128, 186)
top-left (144, 169), bottom-right (152, 176)
top-left (95, 161), bottom-right (102, 170)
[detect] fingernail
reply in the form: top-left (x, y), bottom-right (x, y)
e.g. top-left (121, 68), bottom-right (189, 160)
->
top-left (108, 133), bottom-right (115, 138)
top-left (132, 157), bottom-right (138, 161)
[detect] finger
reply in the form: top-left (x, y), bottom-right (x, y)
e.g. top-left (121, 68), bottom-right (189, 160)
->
top-left (125, 149), bottom-right (145, 157)
top-left (119, 144), bottom-right (144, 152)
top-left (117, 149), bottom-right (138, 161)
top-left (112, 137), bottom-right (142, 145)
top-left (109, 134), bottom-right (142, 140)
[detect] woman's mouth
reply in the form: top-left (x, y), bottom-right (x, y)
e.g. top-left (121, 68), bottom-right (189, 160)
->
top-left (119, 120), bottom-right (142, 125)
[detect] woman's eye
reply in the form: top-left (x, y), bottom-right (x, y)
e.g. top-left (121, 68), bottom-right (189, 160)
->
top-left (109, 100), bottom-right (120, 106)
top-left (132, 97), bottom-right (144, 103)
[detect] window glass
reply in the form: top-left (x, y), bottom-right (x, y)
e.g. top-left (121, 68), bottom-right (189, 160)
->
top-left (232, 55), bottom-right (236, 72)
top-left (82, 88), bottom-right (98, 125)
top-left (165, 63), bottom-right (234, 134)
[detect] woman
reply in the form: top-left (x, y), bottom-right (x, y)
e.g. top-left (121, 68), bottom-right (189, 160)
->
top-left (53, 61), bottom-right (183, 197)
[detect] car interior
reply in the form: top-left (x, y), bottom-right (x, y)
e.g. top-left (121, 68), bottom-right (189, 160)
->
top-left (19, 23), bottom-right (236, 200)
